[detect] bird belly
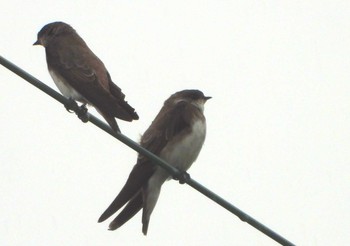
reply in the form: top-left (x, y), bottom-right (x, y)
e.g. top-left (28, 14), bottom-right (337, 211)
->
top-left (49, 69), bottom-right (87, 103)
top-left (160, 119), bottom-right (206, 173)
top-left (143, 120), bottom-right (206, 223)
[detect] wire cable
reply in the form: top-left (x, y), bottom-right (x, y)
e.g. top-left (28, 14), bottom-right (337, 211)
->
top-left (0, 55), bottom-right (295, 246)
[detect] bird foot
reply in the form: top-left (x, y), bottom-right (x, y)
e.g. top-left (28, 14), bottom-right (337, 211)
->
top-left (64, 98), bottom-right (77, 113)
top-left (76, 104), bottom-right (89, 123)
top-left (174, 171), bottom-right (191, 184)
top-left (64, 99), bottom-right (89, 123)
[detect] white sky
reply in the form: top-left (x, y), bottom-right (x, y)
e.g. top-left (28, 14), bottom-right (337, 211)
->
top-left (1, 1), bottom-right (349, 245)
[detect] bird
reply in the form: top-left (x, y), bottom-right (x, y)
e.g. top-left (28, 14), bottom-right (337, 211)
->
top-left (98, 89), bottom-right (211, 235)
top-left (33, 21), bottom-right (139, 132)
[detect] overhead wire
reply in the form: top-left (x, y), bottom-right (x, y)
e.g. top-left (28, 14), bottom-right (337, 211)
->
top-left (0, 55), bottom-right (295, 246)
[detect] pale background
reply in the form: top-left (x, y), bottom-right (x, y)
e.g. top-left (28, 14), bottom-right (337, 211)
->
top-left (1, 1), bottom-right (349, 245)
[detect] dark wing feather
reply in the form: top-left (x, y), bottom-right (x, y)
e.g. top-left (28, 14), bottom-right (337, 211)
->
top-left (98, 162), bottom-right (155, 223)
top-left (140, 101), bottom-right (193, 157)
top-left (47, 43), bottom-right (138, 121)
top-left (107, 72), bottom-right (139, 120)
top-left (98, 101), bottom-right (194, 226)
top-left (108, 192), bottom-right (143, 230)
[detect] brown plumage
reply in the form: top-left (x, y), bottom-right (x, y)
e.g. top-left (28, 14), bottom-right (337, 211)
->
top-left (98, 90), bottom-right (211, 235)
top-left (34, 21), bottom-right (138, 132)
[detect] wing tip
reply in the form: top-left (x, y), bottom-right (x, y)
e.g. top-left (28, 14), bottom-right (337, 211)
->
top-left (98, 213), bottom-right (109, 223)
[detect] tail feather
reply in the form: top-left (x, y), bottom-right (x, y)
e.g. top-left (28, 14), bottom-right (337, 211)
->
top-left (109, 192), bottom-right (143, 230)
top-left (98, 188), bottom-right (133, 223)
top-left (98, 184), bottom-right (136, 223)
top-left (98, 163), bottom-right (154, 223)
top-left (142, 220), bottom-right (149, 236)
top-left (108, 73), bottom-right (139, 121)
top-left (101, 113), bottom-right (121, 133)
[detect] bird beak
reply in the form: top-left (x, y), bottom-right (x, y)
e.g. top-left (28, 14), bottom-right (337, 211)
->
top-left (33, 39), bottom-right (41, 46)
top-left (204, 96), bottom-right (212, 101)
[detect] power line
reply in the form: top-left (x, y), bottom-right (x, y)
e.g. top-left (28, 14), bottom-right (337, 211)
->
top-left (0, 55), bottom-right (295, 246)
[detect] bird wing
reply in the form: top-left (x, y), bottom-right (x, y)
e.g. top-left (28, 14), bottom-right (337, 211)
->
top-left (47, 44), bottom-right (138, 121)
top-left (108, 192), bottom-right (143, 230)
top-left (98, 162), bottom-right (154, 223)
top-left (140, 100), bottom-right (194, 157)
top-left (98, 101), bottom-right (194, 223)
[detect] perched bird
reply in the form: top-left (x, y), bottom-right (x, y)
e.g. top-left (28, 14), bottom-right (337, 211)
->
top-left (33, 21), bottom-right (138, 132)
top-left (98, 89), bottom-right (211, 235)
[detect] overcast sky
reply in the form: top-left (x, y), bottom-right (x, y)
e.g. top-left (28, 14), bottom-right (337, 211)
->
top-left (1, 1), bottom-right (349, 245)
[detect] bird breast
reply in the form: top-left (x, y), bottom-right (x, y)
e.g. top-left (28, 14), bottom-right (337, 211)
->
top-left (49, 69), bottom-right (87, 103)
top-left (160, 118), bottom-right (206, 173)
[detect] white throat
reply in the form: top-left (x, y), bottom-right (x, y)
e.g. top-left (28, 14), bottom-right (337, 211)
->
top-left (190, 99), bottom-right (205, 112)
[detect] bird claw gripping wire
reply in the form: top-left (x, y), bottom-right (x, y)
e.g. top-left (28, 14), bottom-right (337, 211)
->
top-left (76, 104), bottom-right (89, 123)
top-left (64, 98), bottom-right (89, 123)
top-left (64, 98), bottom-right (77, 113)
top-left (174, 171), bottom-right (191, 184)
